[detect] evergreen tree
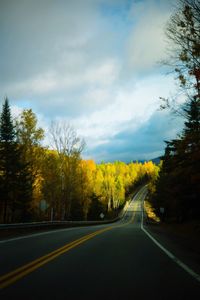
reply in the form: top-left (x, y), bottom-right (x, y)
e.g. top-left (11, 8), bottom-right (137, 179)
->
top-left (0, 98), bottom-right (33, 223)
top-left (154, 99), bottom-right (200, 221)
top-left (0, 98), bottom-right (15, 142)
top-left (183, 99), bottom-right (200, 151)
top-left (181, 98), bottom-right (200, 216)
top-left (0, 98), bottom-right (16, 222)
top-left (153, 1), bottom-right (200, 221)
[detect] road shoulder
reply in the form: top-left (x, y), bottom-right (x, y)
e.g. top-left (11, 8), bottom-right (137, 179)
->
top-left (143, 218), bottom-right (200, 277)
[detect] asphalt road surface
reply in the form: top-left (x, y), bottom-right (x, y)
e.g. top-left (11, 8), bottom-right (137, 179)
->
top-left (0, 186), bottom-right (200, 299)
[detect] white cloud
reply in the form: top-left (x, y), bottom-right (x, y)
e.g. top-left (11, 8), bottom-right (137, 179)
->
top-left (10, 105), bottom-right (23, 119)
top-left (126, 0), bottom-right (172, 72)
top-left (72, 74), bottom-right (176, 148)
top-left (1, 58), bottom-right (119, 100)
top-left (84, 110), bottom-right (184, 162)
top-left (0, 0), bottom-right (179, 161)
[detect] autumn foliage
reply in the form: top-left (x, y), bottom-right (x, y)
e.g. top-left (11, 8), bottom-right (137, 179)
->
top-left (0, 101), bottom-right (159, 223)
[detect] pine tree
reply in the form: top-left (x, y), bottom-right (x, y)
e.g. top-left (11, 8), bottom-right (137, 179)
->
top-left (183, 99), bottom-right (200, 151)
top-left (153, 1), bottom-right (200, 222)
top-left (0, 98), bottom-right (33, 223)
top-left (154, 97), bottom-right (200, 221)
top-left (181, 98), bottom-right (200, 216)
top-left (0, 98), bottom-right (15, 143)
top-left (0, 98), bottom-right (16, 222)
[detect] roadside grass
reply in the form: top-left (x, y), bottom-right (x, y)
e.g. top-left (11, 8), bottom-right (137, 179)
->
top-left (144, 199), bottom-right (160, 223)
top-left (143, 197), bottom-right (200, 256)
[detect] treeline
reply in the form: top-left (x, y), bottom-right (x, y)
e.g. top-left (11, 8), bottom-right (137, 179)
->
top-left (0, 99), bottom-right (159, 223)
top-left (149, 0), bottom-right (200, 222)
top-left (149, 98), bottom-right (200, 222)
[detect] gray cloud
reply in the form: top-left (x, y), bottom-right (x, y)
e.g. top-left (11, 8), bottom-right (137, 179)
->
top-left (0, 0), bottom-right (123, 118)
top-left (0, 0), bottom-right (99, 82)
top-left (0, 0), bottom-right (180, 162)
top-left (84, 111), bottom-right (184, 162)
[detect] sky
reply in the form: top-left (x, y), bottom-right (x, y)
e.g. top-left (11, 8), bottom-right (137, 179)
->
top-left (0, 0), bottom-right (184, 162)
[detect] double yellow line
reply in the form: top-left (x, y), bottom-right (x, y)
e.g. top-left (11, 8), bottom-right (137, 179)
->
top-left (0, 226), bottom-right (113, 289)
top-left (0, 193), bottom-right (142, 290)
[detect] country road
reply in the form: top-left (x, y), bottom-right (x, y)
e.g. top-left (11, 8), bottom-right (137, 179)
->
top-left (0, 187), bottom-right (200, 299)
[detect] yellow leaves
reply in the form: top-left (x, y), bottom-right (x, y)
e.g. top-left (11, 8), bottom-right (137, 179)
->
top-left (80, 160), bottom-right (160, 211)
top-left (33, 145), bottom-right (160, 220)
top-left (144, 200), bottom-right (160, 223)
top-left (32, 173), bottom-right (44, 209)
top-left (16, 109), bottom-right (44, 145)
top-left (84, 159), bottom-right (96, 172)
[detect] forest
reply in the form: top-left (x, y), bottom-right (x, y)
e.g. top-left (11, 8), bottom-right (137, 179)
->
top-left (0, 0), bottom-right (199, 225)
top-left (0, 101), bottom-right (159, 223)
top-left (148, 0), bottom-right (200, 222)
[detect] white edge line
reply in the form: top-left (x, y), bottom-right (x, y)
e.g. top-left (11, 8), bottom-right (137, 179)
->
top-left (0, 189), bottom-right (145, 244)
top-left (0, 226), bottom-right (90, 244)
top-left (0, 192), bottom-right (141, 244)
top-left (141, 201), bottom-right (200, 283)
top-left (0, 185), bottom-right (142, 244)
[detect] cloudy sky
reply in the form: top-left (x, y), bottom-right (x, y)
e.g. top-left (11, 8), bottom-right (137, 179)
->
top-left (0, 0), bottom-right (184, 162)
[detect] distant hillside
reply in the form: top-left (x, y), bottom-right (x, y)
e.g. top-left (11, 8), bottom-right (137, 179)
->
top-left (151, 157), bottom-right (161, 164)
top-left (131, 157), bottom-right (161, 164)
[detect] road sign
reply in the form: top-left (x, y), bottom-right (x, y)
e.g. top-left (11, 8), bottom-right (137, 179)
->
top-left (100, 213), bottom-right (105, 219)
top-left (40, 200), bottom-right (49, 211)
top-left (160, 207), bottom-right (165, 214)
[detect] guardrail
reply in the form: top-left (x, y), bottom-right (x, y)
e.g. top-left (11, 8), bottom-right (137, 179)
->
top-left (0, 200), bottom-right (130, 231)
top-left (0, 218), bottom-right (119, 230)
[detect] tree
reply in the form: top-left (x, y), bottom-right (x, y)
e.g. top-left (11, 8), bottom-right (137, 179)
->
top-left (87, 193), bottom-right (105, 220)
top-left (0, 98), bottom-right (15, 222)
top-left (154, 0), bottom-right (200, 221)
top-left (183, 98), bottom-right (200, 151)
top-left (49, 121), bottom-right (85, 220)
top-left (16, 109), bottom-right (45, 213)
top-left (16, 109), bottom-right (44, 147)
top-left (0, 98), bottom-right (33, 222)
top-left (15, 109), bottom-right (44, 177)
top-left (181, 98), bottom-right (200, 216)
top-left (161, 0), bottom-right (200, 113)
top-left (41, 150), bottom-right (61, 220)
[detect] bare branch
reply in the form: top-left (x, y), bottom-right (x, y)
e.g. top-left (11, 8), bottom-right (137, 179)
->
top-left (49, 121), bottom-right (85, 157)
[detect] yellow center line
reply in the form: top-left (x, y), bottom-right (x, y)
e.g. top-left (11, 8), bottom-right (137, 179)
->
top-left (0, 226), bottom-right (113, 289)
top-left (0, 200), bottom-right (139, 290)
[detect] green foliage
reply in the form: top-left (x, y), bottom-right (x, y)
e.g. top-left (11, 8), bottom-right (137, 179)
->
top-left (0, 98), bottom-right (15, 142)
top-left (152, 101), bottom-right (200, 221)
top-left (0, 99), bottom-right (33, 222)
top-left (151, 1), bottom-right (200, 222)
top-left (15, 109), bottom-right (44, 177)
top-left (151, 0), bottom-right (200, 221)
top-left (15, 109), bottom-right (45, 217)
top-left (16, 109), bottom-right (44, 146)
